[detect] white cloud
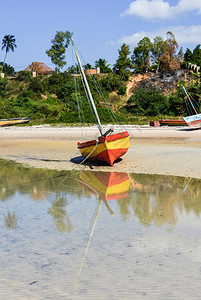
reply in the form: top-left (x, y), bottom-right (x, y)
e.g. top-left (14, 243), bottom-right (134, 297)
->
top-left (121, 0), bottom-right (201, 20)
top-left (116, 25), bottom-right (201, 46)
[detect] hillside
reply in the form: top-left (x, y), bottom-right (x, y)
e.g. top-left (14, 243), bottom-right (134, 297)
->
top-left (126, 70), bottom-right (189, 99)
top-left (0, 69), bottom-right (200, 124)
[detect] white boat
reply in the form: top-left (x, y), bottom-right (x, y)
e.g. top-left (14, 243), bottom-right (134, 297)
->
top-left (182, 85), bottom-right (201, 129)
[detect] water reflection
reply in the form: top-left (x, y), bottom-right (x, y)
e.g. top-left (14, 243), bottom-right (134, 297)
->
top-left (78, 171), bottom-right (130, 201)
top-left (4, 210), bottom-right (17, 229)
top-left (0, 159), bottom-right (201, 231)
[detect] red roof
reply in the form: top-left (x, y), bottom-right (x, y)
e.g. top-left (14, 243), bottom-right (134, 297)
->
top-left (25, 62), bottom-right (55, 74)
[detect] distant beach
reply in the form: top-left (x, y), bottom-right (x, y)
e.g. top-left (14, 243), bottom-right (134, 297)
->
top-left (0, 125), bottom-right (201, 179)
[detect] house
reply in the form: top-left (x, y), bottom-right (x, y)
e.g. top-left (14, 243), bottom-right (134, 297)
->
top-left (25, 62), bottom-right (55, 76)
top-left (85, 67), bottom-right (100, 76)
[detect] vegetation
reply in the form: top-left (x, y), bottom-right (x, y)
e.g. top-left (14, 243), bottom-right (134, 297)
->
top-left (46, 31), bottom-right (72, 71)
top-left (0, 62), bottom-right (15, 76)
top-left (1, 35), bottom-right (17, 73)
top-left (0, 31), bottom-right (201, 125)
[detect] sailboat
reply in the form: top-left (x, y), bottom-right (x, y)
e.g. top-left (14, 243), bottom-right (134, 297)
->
top-left (71, 39), bottom-right (129, 166)
top-left (182, 85), bottom-right (201, 129)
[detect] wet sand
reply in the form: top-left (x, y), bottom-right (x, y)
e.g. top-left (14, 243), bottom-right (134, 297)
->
top-left (1, 126), bottom-right (201, 300)
top-left (0, 125), bottom-right (201, 178)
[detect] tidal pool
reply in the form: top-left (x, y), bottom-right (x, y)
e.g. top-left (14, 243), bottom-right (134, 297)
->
top-left (0, 159), bottom-right (201, 299)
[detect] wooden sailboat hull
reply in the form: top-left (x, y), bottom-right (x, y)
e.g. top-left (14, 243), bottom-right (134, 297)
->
top-left (159, 119), bottom-right (187, 126)
top-left (78, 131), bottom-right (129, 166)
top-left (183, 113), bottom-right (201, 129)
top-left (79, 171), bottom-right (130, 200)
top-left (0, 118), bottom-right (30, 127)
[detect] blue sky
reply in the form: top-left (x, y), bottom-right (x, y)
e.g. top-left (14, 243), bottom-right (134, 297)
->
top-left (0, 0), bottom-right (201, 71)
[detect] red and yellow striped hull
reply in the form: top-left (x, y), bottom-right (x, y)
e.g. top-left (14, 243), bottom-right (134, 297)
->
top-left (79, 171), bottom-right (130, 201)
top-left (159, 119), bottom-right (187, 126)
top-left (77, 131), bottom-right (129, 166)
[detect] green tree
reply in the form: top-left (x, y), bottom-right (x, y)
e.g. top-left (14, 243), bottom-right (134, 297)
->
top-left (95, 58), bottom-right (111, 73)
top-left (1, 35), bottom-right (17, 73)
top-left (84, 63), bottom-right (92, 70)
top-left (126, 88), bottom-right (168, 116)
top-left (184, 48), bottom-right (193, 63)
top-left (114, 43), bottom-right (131, 80)
top-left (46, 31), bottom-right (72, 71)
top-left (131, 37), bottom-right (152, 73)
top-left (68, 64), bottom-right (79, 74)
top-left (192, 44), bottom-right (201, 66)
top-left (151, 36), bottom-right (165, 72)
top-left (0, 62), bottom-right (15, 76)
top-left (159, 31), bottom-right (180, 74)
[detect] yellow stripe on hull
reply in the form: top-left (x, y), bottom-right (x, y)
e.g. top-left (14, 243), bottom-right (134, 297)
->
top-left (79, 171), bottom-right (130, 197)
top-left (79, 136), bottom-right (130, 159)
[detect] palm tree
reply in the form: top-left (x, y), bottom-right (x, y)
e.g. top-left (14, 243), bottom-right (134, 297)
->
top-left (95, 58), bottom-right (111, 73)
top-left (1, 34), bottom-right (17, 73)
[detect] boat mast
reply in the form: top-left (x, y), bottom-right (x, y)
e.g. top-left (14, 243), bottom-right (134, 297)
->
top-left (182, 85), bottom-right (198, 115)
top-left (71, 39), bottom-right (103, 136)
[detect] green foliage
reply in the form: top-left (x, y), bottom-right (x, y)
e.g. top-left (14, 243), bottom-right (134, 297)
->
top-left (126, 88), bottom-right (169, 116)
top-left (57, 81), bottom-right (75, 101)
top-left (184, 45), bottom-right (201, 67)
top-left (43, 72), bottom-right (72, 94)
top-left (117, 86), bottom-right (127, 95)
top-left (131, 37), bottom-right (152, 73)
top-left (28, 77), bottom-right (44, 94)
top-left (125, 86), bottom-right (189, 117)
top-left (1, 65), bottom-right (201, 125)
top-left (95, 58), bottom-right (112, 73)
top-left (16, 71), bottom-right (32, 82)
top-left (0, 62), bottom-right (15, 76)
top-left (1, 35), bottom-right (17, 72)
top-left (0, 78), bottom-right (7, 97)
top-left (114, 43), bottom-right (131, 79)
top-left (99, 73), bottom-right (123, 92)
top-left (167, 94), bottom-right (186, 116)
top-left (46, 30), bottom-right (72, 70)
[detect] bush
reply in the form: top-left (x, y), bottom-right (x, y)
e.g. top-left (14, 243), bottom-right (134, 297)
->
top-left (100, 73), bottom-right (123, 92)
top-left (117, 86), bottom-right (127, 95)
top-left (57, 82), bottom-right (75, 101)
top-left (0, 62), bottom-right (15, 76)
top-left (126, 88), bottom-right (169, 116)
top-left (28, 78), bottom-right (44, 93)
top-left (16, 71), bottom-right (32, 82)
top-left (0, 78), bottom-right (7, 97)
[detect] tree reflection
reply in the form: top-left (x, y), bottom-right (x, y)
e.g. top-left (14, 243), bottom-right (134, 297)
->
top-left (48, 197), bottom-right (73, 232)
top-left (1, 158), bottom-right (201, 229)
top-left (117, 175), bottom-right (201, 227)
top-left (4, 210), bottom-right (17, 229)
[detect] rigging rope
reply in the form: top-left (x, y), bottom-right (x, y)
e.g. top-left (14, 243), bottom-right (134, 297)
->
top-left (183, 88), bottom-right (200, 116)
top-left (77, 49), bottom-right (124, 132)
top-left (90, 72), bottom-right (124, 131)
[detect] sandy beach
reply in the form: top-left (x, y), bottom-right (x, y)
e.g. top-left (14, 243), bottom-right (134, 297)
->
top-left (1, 125), bottom-right (201, 300)
top-left (0, 124), bottom-right (201, 179)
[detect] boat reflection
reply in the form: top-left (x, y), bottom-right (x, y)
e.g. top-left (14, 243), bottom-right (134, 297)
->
top-left (78, 171), bottom-right (130, 201)
top-left (1, 159), bottom-right (201, 230)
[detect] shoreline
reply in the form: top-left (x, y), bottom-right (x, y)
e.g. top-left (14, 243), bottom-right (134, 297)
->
top-left (0, 125), bottom-right (201, 179)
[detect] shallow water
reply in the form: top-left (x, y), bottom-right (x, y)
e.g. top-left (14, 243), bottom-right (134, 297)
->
top-left (0, 159), bottom-right (201, 299)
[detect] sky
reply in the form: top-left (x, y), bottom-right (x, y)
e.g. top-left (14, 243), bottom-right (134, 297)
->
top-left (0, 0), bottom-right (201, 72)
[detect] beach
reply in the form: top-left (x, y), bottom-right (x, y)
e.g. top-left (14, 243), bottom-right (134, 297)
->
top-left (0, 124), bottom-right (201, 179)
top-left (1, 125), bottom-right (201, 300)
